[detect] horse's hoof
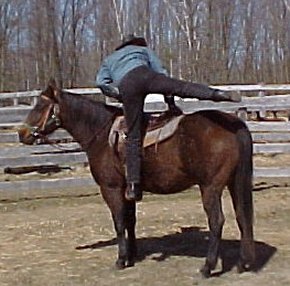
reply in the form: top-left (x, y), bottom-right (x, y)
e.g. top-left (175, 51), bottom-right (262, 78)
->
top-left (200, 265), bottom-right (211, 278)
top-left (126, 260), bottom-right (135, 268)
top-left (237, 260), bottom-right (251, 273)
top-left (115, 260), bottom-right (126, 270)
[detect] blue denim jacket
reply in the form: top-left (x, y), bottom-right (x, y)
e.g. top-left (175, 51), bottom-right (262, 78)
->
top-left (96, 45), bottom-right (168, 86)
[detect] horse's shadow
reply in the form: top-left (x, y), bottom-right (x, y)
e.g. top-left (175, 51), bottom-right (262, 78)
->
top-left (76, 226), bottom-right (276, 275)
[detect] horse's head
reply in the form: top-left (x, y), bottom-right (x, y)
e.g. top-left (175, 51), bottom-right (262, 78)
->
top-left (18, 79), bottom-right (61, 145)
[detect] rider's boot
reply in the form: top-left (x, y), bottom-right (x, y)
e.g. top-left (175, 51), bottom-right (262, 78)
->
top-left (125, 138), bottom-right (143, 202)
top-left (211, 90), bottom-right (241, 102)
top-left (174, 83), bottom-right (241, 103)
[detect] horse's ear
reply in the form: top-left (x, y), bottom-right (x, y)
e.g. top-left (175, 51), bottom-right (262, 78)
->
top-left (48, 78), bottom-right (57, 89)
top-left (42, 78), bottom-right (59, 100)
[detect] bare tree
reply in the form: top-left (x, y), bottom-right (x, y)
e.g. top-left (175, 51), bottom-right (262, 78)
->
top-left (45, 0), bottom-right (63, 87)
top-left (1, 0), bottom-right (290, 92)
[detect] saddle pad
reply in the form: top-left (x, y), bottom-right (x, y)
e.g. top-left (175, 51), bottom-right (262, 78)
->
top-left (109, 115), bottom-right (185, 149)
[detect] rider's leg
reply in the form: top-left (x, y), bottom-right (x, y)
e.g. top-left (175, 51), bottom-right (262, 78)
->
top-left (136, 67), bottom-right (241, 102)
top-left (169, 81), bottom-right (241, 102)
top-left (164, 95), bottom-right (183, 116)
top-left (120, 85), bottom-right (144, 202)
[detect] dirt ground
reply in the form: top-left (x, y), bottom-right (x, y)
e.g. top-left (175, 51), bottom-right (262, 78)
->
top-left (0, 155), bottom-right (290, 286)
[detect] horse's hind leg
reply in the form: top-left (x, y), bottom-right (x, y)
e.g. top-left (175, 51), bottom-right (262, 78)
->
top-left (199, 185), bottom-right (225, 278)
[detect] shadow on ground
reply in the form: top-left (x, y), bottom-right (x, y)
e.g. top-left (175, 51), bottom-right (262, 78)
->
top-left (76, 226), bottom-right (276, 276)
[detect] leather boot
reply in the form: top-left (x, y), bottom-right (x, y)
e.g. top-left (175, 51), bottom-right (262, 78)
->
top-left (172, 82), bottom-right (241, 103)
top-left (212, 90), bottom-right (241, 102)
top-left (125, 138), bottom-right (143, 201)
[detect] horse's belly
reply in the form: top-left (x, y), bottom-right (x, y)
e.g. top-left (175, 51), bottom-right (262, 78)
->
top-left (142, 166), bottom-right (195, 194)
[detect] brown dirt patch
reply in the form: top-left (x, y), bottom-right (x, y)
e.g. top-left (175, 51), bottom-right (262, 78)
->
top-left (0, 178), bottom-right (290, 286)
top-left (0, 147), bottom-right (290, 285)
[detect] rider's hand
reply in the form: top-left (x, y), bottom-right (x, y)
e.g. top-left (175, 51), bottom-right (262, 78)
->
top-left (97, 84), bottom-right (120, 99)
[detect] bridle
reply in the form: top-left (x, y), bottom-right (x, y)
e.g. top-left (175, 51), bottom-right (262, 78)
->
top-left (23, 94), bottom-right (61, 140)
top-left (22, 93), bottom-right (114, 151)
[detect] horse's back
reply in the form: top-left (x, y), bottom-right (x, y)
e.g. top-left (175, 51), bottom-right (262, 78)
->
top-left (183, 110), bottom-right (248, 135)
top-left (179, 110), bottom-right (250, 151)
top-left (177, 110), bottom-right (251, 169)
top-left (142, 110), bottom-right (250, 193)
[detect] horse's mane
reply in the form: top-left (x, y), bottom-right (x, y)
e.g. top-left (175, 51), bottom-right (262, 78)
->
top-left (61, 91), bottom-right (123, 125)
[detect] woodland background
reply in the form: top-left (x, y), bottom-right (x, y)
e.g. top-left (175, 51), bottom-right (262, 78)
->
top-left (0, 0), bottom-right (290, 92)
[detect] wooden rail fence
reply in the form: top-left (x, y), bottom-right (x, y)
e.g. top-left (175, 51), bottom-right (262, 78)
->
top-left (0, 84), bottom-right (290, 192)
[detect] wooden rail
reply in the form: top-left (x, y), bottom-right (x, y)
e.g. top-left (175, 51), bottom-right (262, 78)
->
top-left (1, 93), bottom-right (290, 127)
top-left (0, 84), bottom-right (290, 192)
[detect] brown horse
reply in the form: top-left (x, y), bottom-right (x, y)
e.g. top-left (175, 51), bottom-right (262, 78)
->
top-left (18, 80), bottom-right (255, 278)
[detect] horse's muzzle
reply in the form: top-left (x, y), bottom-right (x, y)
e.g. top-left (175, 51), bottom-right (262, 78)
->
top-left (18, 127), bottom-right (36, 145)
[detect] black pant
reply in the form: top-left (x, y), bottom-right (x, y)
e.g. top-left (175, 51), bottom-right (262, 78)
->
top-left (118, 66), bottom-right (216, 184)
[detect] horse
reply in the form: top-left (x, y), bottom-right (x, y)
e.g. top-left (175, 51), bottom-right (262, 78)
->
top-left (18, 80), bottom-right (255, 278)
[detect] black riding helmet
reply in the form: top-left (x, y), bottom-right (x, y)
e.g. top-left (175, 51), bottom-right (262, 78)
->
top-left (115, 34), bottom-right (147, 50)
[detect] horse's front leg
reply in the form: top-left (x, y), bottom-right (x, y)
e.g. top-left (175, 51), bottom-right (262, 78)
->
top-left (102, 186), bottom-right (128, 269)
top-left (101, 185), bottom-right (137, 268)
top-left (200, 186), bottom-right (225, 278)
top-left (125, 201), bottom-right (137, 267)
top-left (113, 209), bottom-right (127, 269)
top-left (113, 201), bottom-right (137, 268)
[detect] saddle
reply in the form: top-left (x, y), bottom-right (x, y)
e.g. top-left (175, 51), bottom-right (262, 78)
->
top-left (109, 112), bottom-right (185, 151)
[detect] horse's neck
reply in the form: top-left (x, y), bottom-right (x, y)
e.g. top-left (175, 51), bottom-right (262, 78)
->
top-left (59, 95), bottom-right (113, 149)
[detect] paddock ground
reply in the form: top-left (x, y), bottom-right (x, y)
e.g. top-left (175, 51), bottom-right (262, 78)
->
top-left (0, 155), bottom-right (290, 285)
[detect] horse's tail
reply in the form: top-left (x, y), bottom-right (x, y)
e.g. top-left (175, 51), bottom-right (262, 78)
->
top-left (235, 126), bottom-right (254, 224)
top-left (230, 124), bottom-right (255, 269)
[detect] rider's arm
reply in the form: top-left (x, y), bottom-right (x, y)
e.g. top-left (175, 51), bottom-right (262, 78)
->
top-left (96, 60), bottom-right (112, 85)
top-left (96, 60), bottom-right (120, 98)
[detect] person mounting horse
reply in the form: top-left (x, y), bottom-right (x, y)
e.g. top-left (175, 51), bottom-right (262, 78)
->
top-left (96, 34), bottom-right (241, 202)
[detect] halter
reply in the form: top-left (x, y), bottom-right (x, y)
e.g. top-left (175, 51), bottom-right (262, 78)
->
top-left (23, 95), bottom-right (61, 139)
